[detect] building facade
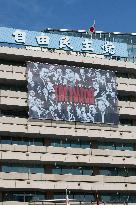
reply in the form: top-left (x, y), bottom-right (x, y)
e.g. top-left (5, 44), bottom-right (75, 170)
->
top-left (0, 27), bottom-right (136, 205)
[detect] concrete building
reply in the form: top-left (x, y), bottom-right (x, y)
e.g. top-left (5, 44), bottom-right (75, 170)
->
top-left (0, 27), bottom-right (136, 205)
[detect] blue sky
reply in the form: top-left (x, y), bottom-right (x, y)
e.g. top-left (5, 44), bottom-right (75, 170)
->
top-left (0, 0), bottom-right (135, 33)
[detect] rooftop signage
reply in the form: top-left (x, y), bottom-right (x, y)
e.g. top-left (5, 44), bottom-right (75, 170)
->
top-left (0, 27), bottom-right (128, 57)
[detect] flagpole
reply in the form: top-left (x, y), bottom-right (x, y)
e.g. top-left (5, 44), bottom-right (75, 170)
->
top-left (93, 19), bottom-right (96, 33)
top-left (66, 188), bottom-right (69, 205)
top-left (66, 188), bottom-right (67, 198)
top-left (93, 19), bottom-right (95, 27)
top-left (96, 191), bottom-right (99, 205)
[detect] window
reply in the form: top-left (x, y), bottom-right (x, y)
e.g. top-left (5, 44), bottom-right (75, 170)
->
top-left (97, 142), bottom-right (115, 150)
top-left (115, 143), bottom-right (134, 151)
top-left (1, 136), bottom-right (12, 144)
top-left (34, 138), bottom-right (44, 146)
top-left (51, 139), bottom-right (62, 147)
top-left (101, 193), bottom-right (136, 203)
top-left (1, 136), bottom-right (44, 146)
top-left (84, 194), bottom-right (95, 202)
top-left (70, 140), bottom-right (80, 148)
top-left (97, 141), bottom-right (134, 151)
top-left (52, 166), bottom-right (61, 175)
top-left (62, 139), bottom-right (71, 148)
top-left (83, 168), bottom-right (93, 175)
top-left (2, 163), bottom-right (44, 174)
top-left (117, 168), bottom-right (128, 177)
top-left (51, 138), bottom-right (90, 149)
top-left (128, 168), bottom-right (136, 176)
top-left (51, 165), bottom-right (92, 176)
top-left (24, 138), bottom-right (34, 146)
top-left (101, 193), bottom-right (119, 203)
top-left (0, 109), bottom-right (28, 118)
top-left (99, 168), bottom-right (117, 176)
top-left (119, 119), bottom-right (133, 126)
top-left (3, 192), bottom-right (45, 202)
top-left (74, 194), bottom-right (84, 201)
top-left (129, 195), bottom-right (136, 203)
top-left (0, 82), bottom-right (27, 92)
top-left (53, 193), bottom-right (65, 199)
top-left (53, 192), bottom-right (95, 202)
top-left (12, 137), bottom-right (23, 145)
top-left (80, 141), bottom-right (90, 149)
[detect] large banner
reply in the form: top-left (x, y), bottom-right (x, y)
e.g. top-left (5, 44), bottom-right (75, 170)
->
top-left (27, 62), bottom-right (119, 124)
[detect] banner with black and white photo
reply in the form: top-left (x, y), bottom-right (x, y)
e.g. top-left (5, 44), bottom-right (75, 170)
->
top-left (27, 62), bottom-right (119, 124)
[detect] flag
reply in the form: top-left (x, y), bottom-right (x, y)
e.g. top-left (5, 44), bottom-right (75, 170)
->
top-left (89, 20), bottom-right (95, 33)
top-left (66, 189), bottom-right (70, 205)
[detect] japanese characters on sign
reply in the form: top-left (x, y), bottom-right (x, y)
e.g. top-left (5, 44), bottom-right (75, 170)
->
top-left (101, 41), bottom-right (115, 55)
top-left (0, 27), bottom-right (128, 57)
top-left (13, 30), bottom-right (26, 44)
top-left (27, 62), bottom-right (119, 125)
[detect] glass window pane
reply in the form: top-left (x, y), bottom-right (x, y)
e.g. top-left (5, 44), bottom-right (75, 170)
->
top-left (110, 194), bottom-right (119, 202)
top-left (118, 168), bottom-right (127, 177)
top-left (83, 169), bottom-right (92, 175)
top-left (12, 137), bottom-right (23, 145)
top-left (62, 139), bottom-right (70, 148)
top-left (34, 138), bottom-right (44, 146)
top-left (52, 167), bottom-right (61, 174)
top-left (100, 168), bottom-right (117, 176)
top-left (51, 139), bottom-right (61, 147)
top-left (1, 136), bottom-right (11, 144)
top-left (84, 194), bottom-right (95, 202)
top-left (24, 138), bottom-right (33, 146)
top-left (101, 194), bottom-right (110, 202)
top-left (13, 194), bottom-right (24, 202)
top-left (98, 142), bottom-right (115, 150)
top-left (30, 165), bottom-right (44, 174)
top-left (2, 165), bottom-right (12, 173)
top-left (99, 169), bottom-right (111, 176)
top-left (74, 194), bottom-right (84, 201)
top-left (128, 168), bottom-right (136, 176)
top-left (81, 141), bottom-right (90, 149)
top-left (54, 193), bottom-right (65, 199)
top-left (120, 194), bottom-right (129, 202)
top-left (129, 195), bottom-right (136, 203)
top-left (62, 168), bottom-right (73, 174)
top-left (72, 168), bottom-right (81, 175)
top-left (70, 140), bottom-right (80, 148)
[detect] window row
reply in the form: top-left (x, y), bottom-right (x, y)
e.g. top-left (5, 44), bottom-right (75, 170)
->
top-left (118, 93), bottom-right (136, 102)
top-left (0, 108), bottom-right (28, 118)
top-left (0, 108), bottom-right (135, 127)
top-left (0, 82), bottom-right (27, 92)
top-left (2, 163), bottom-right (136, 177)
top-left (2, 191), bottom-right (136, 203)
top-left (1, 136), bottom-right (135, 151)
top-left (2, 163), bottom-right (44, 174)
top-left (116, 72), bottom-right (136, 79)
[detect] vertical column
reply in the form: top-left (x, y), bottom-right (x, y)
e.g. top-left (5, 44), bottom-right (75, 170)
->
top-left (91, 140), bottom-right (97, 149)
top-left (0, 192), bottom-right (2, 202)
top-left (44, 138), bottom-right (51, 146)
top-left (93, 166), bottom-right (99, 176)
top-left (0, 161), bottom-right (2, 172)
top-left (45, 165), bottom-right (53, 174)
top-left (46, 191), bottom-right (53, 200)
top-left (44, 138), bottom-right (51, 174)
top-left (133, 120), bottom-right (136, 151)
